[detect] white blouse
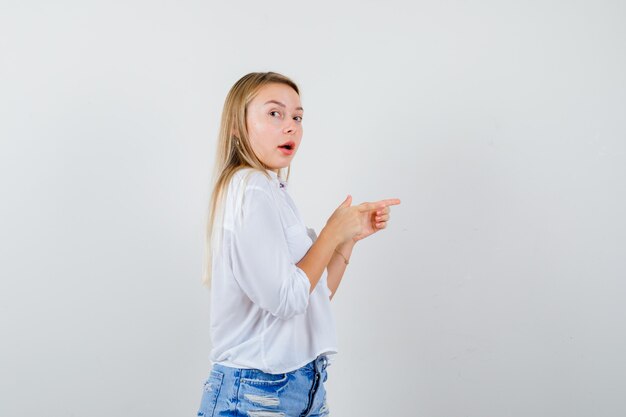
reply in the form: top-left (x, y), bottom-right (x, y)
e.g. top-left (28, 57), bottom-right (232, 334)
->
top-left (208, 167), bottom-right (338, 374)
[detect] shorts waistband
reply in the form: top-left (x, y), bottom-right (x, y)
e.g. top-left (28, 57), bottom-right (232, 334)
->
top-left (212, 354), bottom-right (328, 376)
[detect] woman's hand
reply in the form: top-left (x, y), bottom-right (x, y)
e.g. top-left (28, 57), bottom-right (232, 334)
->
top-left (352, 198), bottom-right (401, 243)
top-left (324, 195), bottom-right (401, 245)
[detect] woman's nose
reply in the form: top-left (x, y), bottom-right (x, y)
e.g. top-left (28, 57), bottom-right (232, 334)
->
top-left (283, 120), bottom-right (297, 134)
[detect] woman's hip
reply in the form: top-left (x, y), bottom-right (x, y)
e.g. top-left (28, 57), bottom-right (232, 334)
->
top-left (197, 355), bottom-right (330, 417)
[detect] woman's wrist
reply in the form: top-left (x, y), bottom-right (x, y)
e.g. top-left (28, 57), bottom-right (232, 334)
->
top-left (337, 239), bottom-right (356, 251)
top-left (319, 227), bottom-right (343, 247)
top-left (333, 248), bottom-right (350, 264)
top-left (334, 240), bottom-right (355, 264)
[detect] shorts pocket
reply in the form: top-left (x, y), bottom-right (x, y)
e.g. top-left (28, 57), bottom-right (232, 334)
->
top-left (240, 370), bottom-right (289, 387)
top-left (198, 370), bottom-right (224, 417)
top-left (238, 371), bottom-right (290, 411)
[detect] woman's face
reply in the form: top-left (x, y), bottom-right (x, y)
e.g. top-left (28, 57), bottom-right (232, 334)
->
top-left (245, 83), bottom-right (303, 172)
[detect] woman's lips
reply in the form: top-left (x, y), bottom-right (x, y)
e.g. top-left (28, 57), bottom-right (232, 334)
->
top-left (278, 146), bottom-right (295, 156)
top-left (277, 141), bottom-right (296, 155)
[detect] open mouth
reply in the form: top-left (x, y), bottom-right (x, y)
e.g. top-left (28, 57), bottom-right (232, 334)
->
top-left (278, 141), bottom-right (296, 151)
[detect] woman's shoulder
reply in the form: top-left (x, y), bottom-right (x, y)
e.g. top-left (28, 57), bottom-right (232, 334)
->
top-left (230, 167), bottom-right (274, 194)
top-left (222, 168), bottom-right (277, 228)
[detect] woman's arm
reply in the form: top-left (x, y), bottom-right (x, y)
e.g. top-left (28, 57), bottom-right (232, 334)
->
top-left (296, 228), bottom-right (343, 295)
top-left (326, 239), bottom-right (355, 301)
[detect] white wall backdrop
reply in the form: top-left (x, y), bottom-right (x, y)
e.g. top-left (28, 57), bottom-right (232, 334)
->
top-left (1, 1), bottom-right (625, 416)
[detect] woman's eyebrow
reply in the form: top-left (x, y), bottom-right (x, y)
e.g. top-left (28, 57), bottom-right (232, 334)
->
top-left (264, 100), bottom-right (303, 111)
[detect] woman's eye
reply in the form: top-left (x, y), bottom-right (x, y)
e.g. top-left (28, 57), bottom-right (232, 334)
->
top-left (269, 111), bottom-right (302, 122)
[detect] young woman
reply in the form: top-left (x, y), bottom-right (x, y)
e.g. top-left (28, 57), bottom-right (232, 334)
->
top-left (197, 72), bottom-right (400, 417)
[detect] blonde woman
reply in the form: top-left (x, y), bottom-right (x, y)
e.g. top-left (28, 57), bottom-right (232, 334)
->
top-left (197, 71), bottom-right (401, 417)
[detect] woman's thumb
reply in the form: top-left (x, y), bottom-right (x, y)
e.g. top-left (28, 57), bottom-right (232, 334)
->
top-left (341, 194), bottom-right (352, 207)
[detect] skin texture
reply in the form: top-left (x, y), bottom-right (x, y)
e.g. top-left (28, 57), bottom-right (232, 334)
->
top-left (245, 83), bottom-right (303, 173)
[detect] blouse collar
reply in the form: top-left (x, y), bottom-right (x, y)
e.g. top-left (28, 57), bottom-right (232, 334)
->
top-left (266, 169), bottom-right (288, 189)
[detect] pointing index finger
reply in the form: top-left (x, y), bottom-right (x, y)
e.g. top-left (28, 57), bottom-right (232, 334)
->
top-left (358, 198), bottom-right (401, 212)
top-left (380, 198), bottom-right (401, 207)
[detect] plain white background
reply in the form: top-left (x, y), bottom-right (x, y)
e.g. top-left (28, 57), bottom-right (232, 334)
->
top-left (1, 1), bottom-right (625, 416)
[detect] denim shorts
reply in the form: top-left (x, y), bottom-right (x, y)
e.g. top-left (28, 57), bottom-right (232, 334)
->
top-left (197, 354), bottom-right (330, 417)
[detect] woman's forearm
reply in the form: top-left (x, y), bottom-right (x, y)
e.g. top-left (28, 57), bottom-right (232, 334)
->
top-left (297, 229), bottom-right (342, 294)
top-left (326, 240), bottom-right (355, 301)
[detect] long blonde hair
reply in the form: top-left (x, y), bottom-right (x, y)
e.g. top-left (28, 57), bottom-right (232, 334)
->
top-left (202, 72), bottom-right (301, 289)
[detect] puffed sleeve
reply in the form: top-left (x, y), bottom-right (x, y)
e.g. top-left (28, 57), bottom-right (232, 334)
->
top-left (228, 182), bottom-right (311, 320)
